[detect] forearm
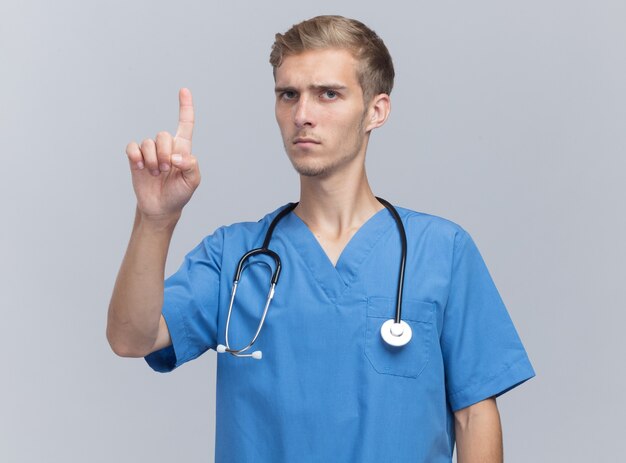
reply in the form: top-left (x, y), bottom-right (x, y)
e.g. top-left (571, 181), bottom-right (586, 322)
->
top-left (455, 398), bottom-right (503, 463)
top-left (107, 208), bottom-right (179, 357)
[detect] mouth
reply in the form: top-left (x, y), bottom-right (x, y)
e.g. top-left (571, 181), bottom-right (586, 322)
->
top-left (293, 137), bottom-right (321, 146)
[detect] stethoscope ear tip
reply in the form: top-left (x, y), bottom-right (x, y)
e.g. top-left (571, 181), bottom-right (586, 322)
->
top-left (217, 344), bottom-right (262, 359)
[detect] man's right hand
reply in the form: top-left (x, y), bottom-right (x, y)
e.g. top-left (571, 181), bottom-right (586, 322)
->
top-left (108, 88), bottom-right (200, 357)
top-left (125, 88), bottom-right (200, 221)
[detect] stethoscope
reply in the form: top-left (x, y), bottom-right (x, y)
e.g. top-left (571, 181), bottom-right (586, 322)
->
top-left (216, 197), bottom-right (412, 359)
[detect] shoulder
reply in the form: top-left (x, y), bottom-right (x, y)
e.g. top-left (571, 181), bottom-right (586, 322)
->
top-left (222, 204), bottom-right (290, 234)
top-left (394, 205), bottom-right (470, 247)
top-left (198, 204), bottom-right (292, 249)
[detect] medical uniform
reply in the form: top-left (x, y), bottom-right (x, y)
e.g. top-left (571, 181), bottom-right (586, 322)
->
top-left (146, 205), bottom-right (535, 462)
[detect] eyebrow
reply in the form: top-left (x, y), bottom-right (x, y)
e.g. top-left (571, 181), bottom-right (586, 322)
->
top-left (274, 83), bottom-right (348, 93)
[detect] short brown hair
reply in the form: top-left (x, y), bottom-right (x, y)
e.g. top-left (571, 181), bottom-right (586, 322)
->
top-left (270, 15), bottom-right (394, 102)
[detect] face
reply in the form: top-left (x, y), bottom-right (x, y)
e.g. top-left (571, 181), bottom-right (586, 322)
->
top-left (274, 48), bottom-right (377, 178)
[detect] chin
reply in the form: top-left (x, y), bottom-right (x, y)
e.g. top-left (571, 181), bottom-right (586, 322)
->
top-left (285, 145), bottom-right (360, 178)
top-left (286, 150), bottom-right (326, 177)
top-left (290, 161), bottom-right (330, 177)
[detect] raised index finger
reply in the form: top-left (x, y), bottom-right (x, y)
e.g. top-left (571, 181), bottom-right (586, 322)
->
top-left (175, 88), bottom-right (195, 142)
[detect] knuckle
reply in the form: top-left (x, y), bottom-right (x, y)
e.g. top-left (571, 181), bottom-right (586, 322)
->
top-left (141, 138), bottom-right (155, 149)
top-left (156, 144), bottom-right (171, 157)
top-left (156, 131), bottom-right (171, 140)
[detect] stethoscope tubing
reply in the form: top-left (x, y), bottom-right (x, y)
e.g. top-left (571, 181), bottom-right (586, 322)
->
top-left (218, 203), bottom-right (297, 357)
top-left (375, 197), bottom-right (407, 325)
top-left (218, 199), bottom-right (409, 358)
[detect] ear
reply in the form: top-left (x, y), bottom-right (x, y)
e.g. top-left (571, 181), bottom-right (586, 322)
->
top-left (364, 93), bottom-right (391, 132)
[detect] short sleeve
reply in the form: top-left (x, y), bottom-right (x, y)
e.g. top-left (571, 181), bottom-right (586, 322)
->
top-left (441, 230), bottom-right (535, 411)
top-left (145, 227), bottom-right (224, 373)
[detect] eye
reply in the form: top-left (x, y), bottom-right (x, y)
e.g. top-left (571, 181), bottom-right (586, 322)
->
top-left (322, 90), bottom-right (338, 100)
top-left (281, 90), bottom-right (297, 100)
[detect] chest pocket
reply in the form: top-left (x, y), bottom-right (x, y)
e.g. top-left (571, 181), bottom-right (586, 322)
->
top-left (365, 297), bottom-right (435, 379)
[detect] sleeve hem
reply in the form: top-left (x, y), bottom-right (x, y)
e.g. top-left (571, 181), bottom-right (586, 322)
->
top-left (449, 355), bottom-right (536, 412)
top-left (144, 304), bottom-right (189, 373)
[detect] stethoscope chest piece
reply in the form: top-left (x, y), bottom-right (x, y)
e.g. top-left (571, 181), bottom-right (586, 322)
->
top-left (380, 319), bottom-right (412, 347)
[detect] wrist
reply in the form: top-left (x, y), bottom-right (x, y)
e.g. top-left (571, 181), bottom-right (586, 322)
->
top-left (134, 208), bottom-right (181, 232)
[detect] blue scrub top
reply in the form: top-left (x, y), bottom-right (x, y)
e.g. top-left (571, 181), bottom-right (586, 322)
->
top-left (146, 205), bottom-right (535, 462)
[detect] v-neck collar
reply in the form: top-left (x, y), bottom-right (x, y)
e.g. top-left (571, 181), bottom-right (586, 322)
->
top-left (277, 208), bottom-right (393, 303)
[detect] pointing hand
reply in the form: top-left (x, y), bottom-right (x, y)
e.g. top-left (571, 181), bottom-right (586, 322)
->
top-left (125, 88), bottom-right (201, 221)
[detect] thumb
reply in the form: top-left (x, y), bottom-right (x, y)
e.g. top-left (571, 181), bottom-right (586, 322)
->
top-left (172, 153), bottom-right (201, 185)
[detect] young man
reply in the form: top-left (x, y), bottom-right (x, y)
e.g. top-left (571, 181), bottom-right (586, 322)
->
top-left (108, 15), bottom-right (534, 462)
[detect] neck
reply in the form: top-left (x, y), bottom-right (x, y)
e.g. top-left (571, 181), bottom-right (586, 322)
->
top-left (295, 162), bottom-right (383, 234)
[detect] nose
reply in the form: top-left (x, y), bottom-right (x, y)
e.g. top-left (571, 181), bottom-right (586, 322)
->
top-left (293, 95), bottom-right (315, 128)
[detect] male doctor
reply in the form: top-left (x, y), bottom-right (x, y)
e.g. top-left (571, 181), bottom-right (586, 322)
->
top-left (107, 15), bottom-right (534, 462)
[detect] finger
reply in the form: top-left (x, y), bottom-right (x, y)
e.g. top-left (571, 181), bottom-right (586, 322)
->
top-left (126, 141), bottom-right (144, 170)
top-left (155, 131), bottom-right (173, 172)
top-left (140, 138), bottom-right (160, 176)
top-left (171, 153), bottom-right (201, 186)
top-left (175, 88), bottom-right (195, 143)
